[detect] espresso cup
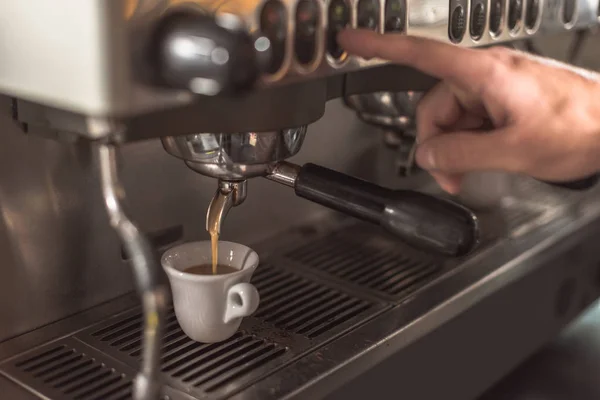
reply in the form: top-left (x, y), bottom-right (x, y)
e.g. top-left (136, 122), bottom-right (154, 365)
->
top-left (161, 241), bottom-right (260, 343)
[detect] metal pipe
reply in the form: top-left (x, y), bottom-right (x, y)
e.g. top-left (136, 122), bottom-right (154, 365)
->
top-left (96, 143), bottom-right (169, 400)
top-left (265, 162), bottom-right (300, 187)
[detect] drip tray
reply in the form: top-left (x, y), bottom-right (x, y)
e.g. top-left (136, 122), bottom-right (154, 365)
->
top-left (1, 259), bottom-right (389, 400)
top-left (0, 196), bottom-right (558, 400)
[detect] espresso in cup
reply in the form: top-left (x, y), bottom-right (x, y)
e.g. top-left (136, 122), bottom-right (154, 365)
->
top-left (184, 264), bottom-right (238, 275)
top-left (161, 241), bottom-right (260, 343)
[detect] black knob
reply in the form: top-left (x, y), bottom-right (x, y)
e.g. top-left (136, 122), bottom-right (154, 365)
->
top-left (152, 12), bottom-right (269, 95)
top-left (294, 163), bottom-right (479, 257)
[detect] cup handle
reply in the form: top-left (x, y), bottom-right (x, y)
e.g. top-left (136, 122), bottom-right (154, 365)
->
top-left (224, 283), bottom-right (260, 324)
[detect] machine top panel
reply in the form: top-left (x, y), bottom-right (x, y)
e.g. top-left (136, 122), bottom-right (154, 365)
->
top-left (0, 0), bottom-right (598, 117)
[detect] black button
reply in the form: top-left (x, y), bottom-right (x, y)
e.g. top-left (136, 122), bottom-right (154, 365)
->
top-left (295, 0), bottom-right (320, 65)
top-left (261, 0), bottom-right (288, 74)
top-left (470, 2), bottom-right (486, 40)
top-left (357, 0), bottom-right (380, 30)
top-left (525, 0), bottom-right (540, 29)
top-left (327, 0), bottom-right (350, 59)
top-left (449, 5), bottom-right (466, 43)
top-left (508, 0), bottom-right (523, 32)
top-left (385, 0), bottom-right (405, 32)
top-left (563, 0), bottom-right (576, 24)
top-left (489, 0), bottom-right (503, 35)
top-left (385, 16), bottom-right (404, 31)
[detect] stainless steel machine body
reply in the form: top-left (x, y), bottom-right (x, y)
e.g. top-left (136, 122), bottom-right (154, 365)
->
top-left (0, 0), bottom-right (600, 399)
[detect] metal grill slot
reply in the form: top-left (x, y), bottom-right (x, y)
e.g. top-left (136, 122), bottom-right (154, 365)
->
top-left (15, 345), bottom-right (66, 367)
top-left (53, 363), bottom-right (103, 389)
top-left (202, 346), bottom-right (285, 391)
top-left (269, 291), bottom-right (341, 326)
top-left (256, 284), bottom-right (330, 319)
top-left (281, 295), bottom-right (352, 329)
top-left (106, 386), bottom-right (132, 400)
top-left (365, 259), bottom-right (427, 289)
top-left (44, 359), bottom-right (94, 384)
top-left (252, 264), bottom-right (289, 286)
top-left (119, 315), bottom-right (179, 354)
top-left (348, 257), bottom-right (408, 285)
top-left (305, 303), bottom-right (371, 338)
top-left (287, 237), bottom-right (352, 266)
top-left (335, 251), bottom-right (399, 281)
top-left (161, 335), bottom-right (194, 359)
top-left (174, 337), bottom-right (255, 379)
top-left (89, 380), bottom-right (131, 400)
top-left (380, 265), bottom-right (440, 294)
top-left (191, 342), bottom-right (278, 387)
top-left (62, 368), bottom-right (113, 394)
top-left (182, 340), bottom-right (264, 383)
top-left (92, 314), bottom-right (141, 337)
top-left (101, 318), bottom-right (143, 343)
top-left (71, 373), bottom-right (124, 400)
top-left (33, 353), bottom-right (83, 378)
top-left (205, 347), bottom-right (288, 392)
top-left (291, 298), bottom-right (363, 334)
top-left (23, 348), bottom-right (75, 372)
top-left (161, 339), bottom-right (202, 365)
top-left (253, 273), bottom-right (302, 299)
top-left (255, 280), bottom-right (320, 316)
top-left (312, 246), bottom-right (367, 273)
top-left (162, 333), bottom-right (245, 372)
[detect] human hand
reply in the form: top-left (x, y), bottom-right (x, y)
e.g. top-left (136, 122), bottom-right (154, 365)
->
top-left (338, 29), bottom-right (600, 194)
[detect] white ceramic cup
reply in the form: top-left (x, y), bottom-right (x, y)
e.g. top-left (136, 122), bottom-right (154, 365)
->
top-left (161, 241), bottom-right (260, 343)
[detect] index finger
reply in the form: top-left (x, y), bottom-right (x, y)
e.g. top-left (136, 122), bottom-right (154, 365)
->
top-left (337, 29), bottom-right (495, 94)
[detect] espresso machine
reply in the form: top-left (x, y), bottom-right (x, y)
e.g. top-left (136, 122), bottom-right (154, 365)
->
top-left (0, 1), bottom-right (600, 399)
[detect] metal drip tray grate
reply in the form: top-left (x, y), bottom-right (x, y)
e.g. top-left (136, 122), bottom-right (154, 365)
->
top-left (252, 264), bottom-right (374, 338)
top-left (0, 338), bottom-right (139, 400)
top-left (69, 262), bottom-right (385, 399)
top-left (283, 226), bottom-right (447, 301)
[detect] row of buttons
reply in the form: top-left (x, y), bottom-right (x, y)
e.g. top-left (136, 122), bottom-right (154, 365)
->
top-left (260, 0), bottom-right (406, 74)
top-left (450, 0), bottom-right (577, 43)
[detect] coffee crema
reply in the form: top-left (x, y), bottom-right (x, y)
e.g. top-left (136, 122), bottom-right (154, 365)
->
top-left (184, 264), bottom-right (238, 276)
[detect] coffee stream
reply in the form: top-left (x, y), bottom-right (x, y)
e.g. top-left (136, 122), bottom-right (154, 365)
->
top-left (206, 190), bottom-right (229, 275)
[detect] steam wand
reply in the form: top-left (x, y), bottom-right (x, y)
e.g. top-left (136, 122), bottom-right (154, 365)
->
top-left (96, 143), bottom-right (170, 400)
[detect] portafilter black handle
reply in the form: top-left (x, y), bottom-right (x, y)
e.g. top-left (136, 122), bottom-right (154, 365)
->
top-left (268, 163), bottom-right (479, 257)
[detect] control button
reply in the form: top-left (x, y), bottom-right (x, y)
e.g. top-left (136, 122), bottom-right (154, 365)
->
top-left (525, 0), bottom-right (540, 29)
top-left (489, 0), bottom-right (503, 35)
top-left (357, 0), bottom-right (380, 30)
top-left (385, 0), bottom-right (405, 32)
top-left (470, 2), bottom-right (486, 40)
top-left (260, 0), bottom-right (287, 74)
top-left (449, 5), bottom-right (466, 43)
top-left (562, 0), bottom-right (576, 25)
top-left (295, 0), bottom-right (320, 65)
top-left (508, 0), bottom-right (523, 32)
top-left (327, 0), bottom-right (350, 59)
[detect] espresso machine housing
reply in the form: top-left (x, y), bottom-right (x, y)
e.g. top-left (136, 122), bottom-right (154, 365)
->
top-left (1, 1), bottom-right (600, 400)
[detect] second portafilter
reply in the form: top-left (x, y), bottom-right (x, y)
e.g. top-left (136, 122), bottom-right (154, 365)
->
top-left (162, 129), bottom-right (480, 258)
